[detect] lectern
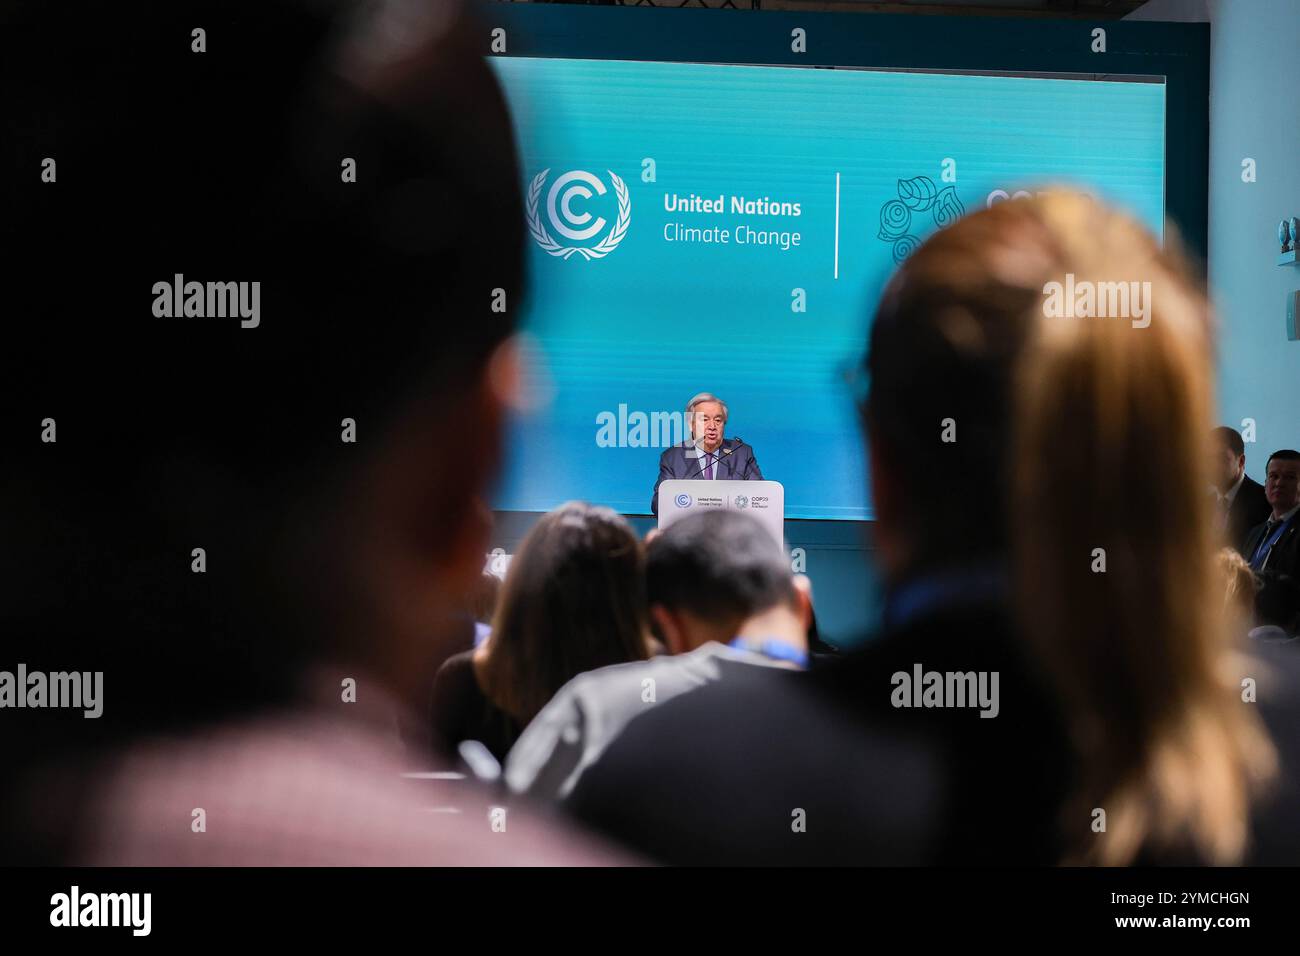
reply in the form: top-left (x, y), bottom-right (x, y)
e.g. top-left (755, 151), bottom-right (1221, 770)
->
top-left (656, 479), bottom-right (785, 547)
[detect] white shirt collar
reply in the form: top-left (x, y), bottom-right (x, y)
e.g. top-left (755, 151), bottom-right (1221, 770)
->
top-left (1222, 470), bottom-right (1246, 505)
top-left (1270, 503), bottom-right (1300, 525)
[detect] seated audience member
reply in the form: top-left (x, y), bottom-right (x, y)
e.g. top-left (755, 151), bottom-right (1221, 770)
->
top-left (1218, 545), bottom-right (1297, 643)
top-left (430, 502), bottom-right (654, 763)
top-left (568, 193), bottom-right (1275, 866)
top-left (504, 510), bottom-right (811, 801)
top-left (1, 0), bottom-right (622, 865)
top-left (1242, 450), bottom-right (1300, 635)
top-left (1211, 427), bottom-right (1272, 553)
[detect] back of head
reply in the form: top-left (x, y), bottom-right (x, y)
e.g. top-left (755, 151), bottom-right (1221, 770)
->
top-left (647, 510), bottom-right (795, 631)
top-left (1000, 193), bottom-right (1272, 864)
top-left (873, 191), bottom-right (1272, 863)
top-left (864, 199), bottom-right (1048, 573)
top-left (1218, 547), bottom-right (1259, 634)
top-left (480, 503), bottom-right (651, 724)
top-left (1, 0), bottom-right (524, 824)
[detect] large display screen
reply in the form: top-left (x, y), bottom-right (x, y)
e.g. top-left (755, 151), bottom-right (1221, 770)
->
top-left (488, 56), bottom-right (1165, 519)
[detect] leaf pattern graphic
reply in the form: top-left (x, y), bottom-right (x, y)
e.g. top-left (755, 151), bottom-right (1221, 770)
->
top-left (931, 186), bottom-right (965, 228)
top-left (878, 200), bottom-right (912, 241)
top-left (897, 176), bottom-right (939, 211)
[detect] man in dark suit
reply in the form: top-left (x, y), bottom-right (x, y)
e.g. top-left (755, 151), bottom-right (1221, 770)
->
top-left (649, 392), bottom-right (762, 514)
top-left (1243, 449), bottom-right (1300, 634)
top-left (1211, 426), bottom-right (1272, 553)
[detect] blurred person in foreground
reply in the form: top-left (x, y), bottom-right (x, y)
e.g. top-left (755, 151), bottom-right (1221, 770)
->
top-left (430, 502), bottom-right (655, 764)
top-left (568, 192), bottom-right (1278, 866)
top-left (1210, 426), bottom-right (1271, 554)
top-left (504, 509), bottom-right (810, 802)
top-left (0, 0), bottom-right (622, 865)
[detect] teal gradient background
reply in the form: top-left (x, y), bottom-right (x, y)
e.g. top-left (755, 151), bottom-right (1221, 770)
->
top-left (489, 56), bottom-right (1166, 519)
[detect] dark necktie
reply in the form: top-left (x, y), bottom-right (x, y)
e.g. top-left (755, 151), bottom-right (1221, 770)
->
top-left (1251, 520), bottom-right (1279, 570)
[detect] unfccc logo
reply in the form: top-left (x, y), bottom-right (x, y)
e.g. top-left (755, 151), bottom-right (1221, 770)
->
top-left (675, 493), bottom-right (693, 508)
top-left (527, 168), bottom-right (631, 260)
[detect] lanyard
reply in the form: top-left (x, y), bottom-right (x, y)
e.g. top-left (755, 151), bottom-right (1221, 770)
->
top-left (1252, 513), bottom-right (1297, 568)
top-left (728, 637), bottom-right (808, 669)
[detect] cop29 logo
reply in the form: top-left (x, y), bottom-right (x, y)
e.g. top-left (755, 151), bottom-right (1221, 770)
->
top-left (527, 168), bottom-right (631, 260)
top-left (876, 175), bottom-right (965, 265)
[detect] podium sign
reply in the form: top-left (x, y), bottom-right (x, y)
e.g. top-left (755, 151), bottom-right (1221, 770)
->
top-left (657, 479), bottom-right (785, 547)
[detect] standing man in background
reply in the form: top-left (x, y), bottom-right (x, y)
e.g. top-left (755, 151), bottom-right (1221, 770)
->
top-left (1211, 426), bottom-right (1271, 553)
top-left (650, 392), bottom-right (762, 514)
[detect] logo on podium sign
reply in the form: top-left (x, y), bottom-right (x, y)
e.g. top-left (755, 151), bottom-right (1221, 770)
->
top-left (675, 493), bottom-right (693, 508)
top-left (734, 495), bottom-right (749, 509)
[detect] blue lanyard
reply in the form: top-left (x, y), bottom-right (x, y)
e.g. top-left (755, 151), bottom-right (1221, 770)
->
top-left (728, 637), bottom-right (808, 669)
top-left (1251, 513), bottom-right (1297, 568)
top-left (882, 567), bottom-right (1007, 634)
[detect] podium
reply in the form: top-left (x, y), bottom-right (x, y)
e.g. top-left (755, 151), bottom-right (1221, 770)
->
top-left (657, 479), bottom-right (785, 547)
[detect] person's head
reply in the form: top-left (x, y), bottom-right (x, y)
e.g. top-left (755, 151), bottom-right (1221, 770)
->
top-left (1263, 450), bottom-right (1300, 518)
top-left (478, 503), bottom-right (652, 724)
top-left (999, 192), bottom-right (1270, 864)
top-left (1218, 547), bottom-right (1259, 634)
top-left (645, 511), bottom-right (810, 655)
top-left (1211, 427), bottom-right (1247, 493)
top-left (4, 0), bottom-right (524, 757)
top-left (861, 203), bottom-right (1042, 582)
top-left (686, 392), bottom-right (728, 451)
top-left (867, 190), bottom-right (1273, 864)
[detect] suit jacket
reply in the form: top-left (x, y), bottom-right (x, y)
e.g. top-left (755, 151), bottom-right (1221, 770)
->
top-left (1228, 475), bottom-right (1272, 553)
top-left (650, 437), bottom-right (762, 515)
top-left (1243, 512), bottom-right (1300, 634)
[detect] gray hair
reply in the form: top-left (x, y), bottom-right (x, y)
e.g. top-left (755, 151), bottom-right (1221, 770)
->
top-left (685, 392), bottom-right (728, 423)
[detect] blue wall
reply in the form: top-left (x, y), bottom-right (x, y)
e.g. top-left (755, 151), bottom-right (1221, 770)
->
top-left (1205, 0), bottom-right (1300, 477)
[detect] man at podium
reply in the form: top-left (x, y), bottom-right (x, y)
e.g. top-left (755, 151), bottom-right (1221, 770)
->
top-left (651, 392), bottom-right (763, 514)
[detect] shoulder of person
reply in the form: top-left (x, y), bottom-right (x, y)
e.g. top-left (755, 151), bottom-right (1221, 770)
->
top-left (432, 648), bottom-right (475, 683)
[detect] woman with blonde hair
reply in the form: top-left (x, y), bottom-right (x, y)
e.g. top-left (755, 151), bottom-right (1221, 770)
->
top-left (1218, 547), bottom-right (1259, 636)
top-left (1004, 192), bottom-right (1274, 864)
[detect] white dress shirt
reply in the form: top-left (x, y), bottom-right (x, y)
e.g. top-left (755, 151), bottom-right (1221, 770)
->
top-left (692, 441), bottom-right (723, 479)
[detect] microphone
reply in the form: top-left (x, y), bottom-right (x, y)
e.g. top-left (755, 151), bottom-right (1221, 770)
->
top-left (689, 437), bottom-right (745, 479)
